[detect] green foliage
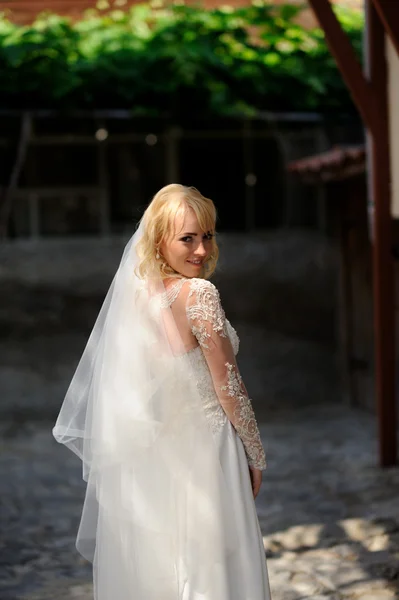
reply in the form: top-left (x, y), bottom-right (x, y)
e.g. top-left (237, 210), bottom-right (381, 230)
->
top-left (0, 2), bottom-right (364, 117)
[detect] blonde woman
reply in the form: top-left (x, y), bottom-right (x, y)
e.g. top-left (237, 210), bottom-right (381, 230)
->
top-left (53, 184), bottom-right (271, 600)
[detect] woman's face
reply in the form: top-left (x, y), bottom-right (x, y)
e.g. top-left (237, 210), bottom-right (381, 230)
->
top-left (160, 207), bottom-right (214, 278)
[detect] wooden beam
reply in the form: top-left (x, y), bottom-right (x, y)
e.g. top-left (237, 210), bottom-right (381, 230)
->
top-left (2, 186), bottom-right (100, 198)
top-left (97, 139), bottom-right (110, 237)
top-left (308, 0), bottom-right (397, 466)
top-left (371, 0), bottom-right (399, 58)
top-left (307, 0), bottom-right (379, 134)
top-left (366, 0), bottom-right (397, 466)
top-left (0, 112), bottom-right (31, 238)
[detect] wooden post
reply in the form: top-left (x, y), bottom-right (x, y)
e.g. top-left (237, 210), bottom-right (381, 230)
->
top-left (315, 129), bottom-right (329, 233)
top-left (366, 0), bottom-right (397, 466)
top-left (0, 112), bottom-right (31, 238)
top-left (336, 185), bottom-right (355, 405)
top-left (28, 192), bottom-right (40, 239)
top-left (243, 120), bottom-right (256, 232)
top-left (165, 127), bottom-right (180, 183)
top-left (307, 0), bottom-right (379, 133)
top-left (371, 0), bottom-right (399, 58)
top-left (308, 0), bottom-right (397, 466)
top-left (97, 142), bottom-right (110, 236)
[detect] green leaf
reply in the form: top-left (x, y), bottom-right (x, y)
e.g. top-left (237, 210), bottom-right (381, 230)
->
top-left (0, 2), bottom-right (364, 116)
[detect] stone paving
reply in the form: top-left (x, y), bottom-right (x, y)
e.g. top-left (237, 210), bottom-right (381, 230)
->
top-left (257, 405), bottom-right (399, 600)
top-left (1, 401), bottom-right (398, 600)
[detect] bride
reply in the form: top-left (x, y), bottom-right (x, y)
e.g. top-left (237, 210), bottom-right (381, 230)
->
top-left (53, 184), bottom-right (271, 600)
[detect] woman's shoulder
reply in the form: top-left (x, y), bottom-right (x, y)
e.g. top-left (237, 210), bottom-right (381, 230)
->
top-left (186, 277), bottom-right (220, 298)
top-left (164, 277), bottom-right (221, 309)
top-left (187, 277), bottom-right (217, 291)
top-left (185, 278), bottom-right (225, 312)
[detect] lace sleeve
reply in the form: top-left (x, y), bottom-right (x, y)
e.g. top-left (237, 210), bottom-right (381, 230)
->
top-left (186, 279), bottom-right (266, 470)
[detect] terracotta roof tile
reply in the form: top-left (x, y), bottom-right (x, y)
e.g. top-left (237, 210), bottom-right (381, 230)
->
top-left (288, 145), bottom-right (366, 183)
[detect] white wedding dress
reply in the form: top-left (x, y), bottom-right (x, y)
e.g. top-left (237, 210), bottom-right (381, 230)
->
top-left (53, 248), bottom-right (271, 600)
top-left (160, 276), bottom-right (271, 600)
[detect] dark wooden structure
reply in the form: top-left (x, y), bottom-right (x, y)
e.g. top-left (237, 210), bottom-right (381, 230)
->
top-left (306, 0), bottom-right (398, 466)
top-left (289, 146), bottom-right (376, 411)
top-left (1, 0), bottom-right (396, 466)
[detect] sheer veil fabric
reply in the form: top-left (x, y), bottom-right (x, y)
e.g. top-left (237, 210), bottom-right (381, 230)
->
top-left (52, 223), bottom-right (242, 599)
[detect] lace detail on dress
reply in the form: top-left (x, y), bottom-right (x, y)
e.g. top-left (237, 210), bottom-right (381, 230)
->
top-left (185, 279), bottom-right (266, 470)
top-left (185, 347), bottom-right (227, 434)
top-left (221, 363), bottom-right (266, 469)
top-left (160, 278), bottom-right (186, 308)
top-left (226, 319), bottom-right (239, 355)
top-left (186, 280), bottom-right (227, 349)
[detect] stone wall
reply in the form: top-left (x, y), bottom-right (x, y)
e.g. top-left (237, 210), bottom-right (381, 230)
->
top-left (0, 229), bottom-right (339, 419)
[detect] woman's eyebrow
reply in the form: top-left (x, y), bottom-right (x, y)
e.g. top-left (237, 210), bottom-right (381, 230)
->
top-left (180, 232), bottom-right (198, 236)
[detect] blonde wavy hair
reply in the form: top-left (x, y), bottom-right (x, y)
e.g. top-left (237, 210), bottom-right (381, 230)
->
top-left (136, 184), bottom-right (219, 280)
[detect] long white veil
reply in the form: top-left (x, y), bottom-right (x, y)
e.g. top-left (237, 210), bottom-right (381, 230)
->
top-left (53, 222), bottom-right (240, 599)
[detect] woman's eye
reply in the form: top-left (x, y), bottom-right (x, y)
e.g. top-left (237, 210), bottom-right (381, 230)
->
top-left (181, 234), bottom-right (212, 242)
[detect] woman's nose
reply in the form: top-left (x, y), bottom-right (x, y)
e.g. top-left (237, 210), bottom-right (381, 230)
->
top-left (194, 242), bottom-right (207, 256)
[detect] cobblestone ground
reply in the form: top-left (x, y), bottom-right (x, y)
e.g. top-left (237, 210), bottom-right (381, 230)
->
top-left (1, 401), bottom-right (398, 600)
top-left (1, 235), bottom-right (398, 599)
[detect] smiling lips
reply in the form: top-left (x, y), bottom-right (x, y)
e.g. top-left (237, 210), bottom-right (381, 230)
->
top-left (187, 259), bottom-right (203, 267)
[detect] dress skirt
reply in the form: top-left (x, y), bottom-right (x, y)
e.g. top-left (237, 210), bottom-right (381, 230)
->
top-left (177, 420), bottom-right (271, 600)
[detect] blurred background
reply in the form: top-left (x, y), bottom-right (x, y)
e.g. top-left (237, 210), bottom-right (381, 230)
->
top-left (0, 0), bottom-right (366, 413)
top-left (1, 1), bottom-right (399, 600)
